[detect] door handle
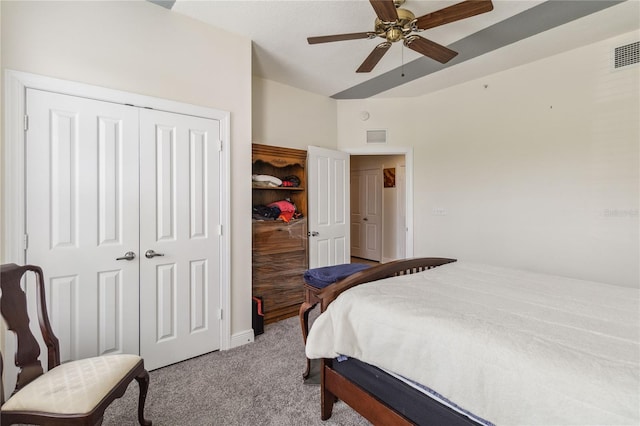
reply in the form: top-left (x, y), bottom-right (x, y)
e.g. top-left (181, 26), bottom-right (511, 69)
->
top-left (116, 251), bottom-right (136, 261)
top-left (145, 249), bottom-right (165, 259)
top-left (308, 231), bottom-right (319, 237)
top-left (363, 217), bottom-right (368, 221)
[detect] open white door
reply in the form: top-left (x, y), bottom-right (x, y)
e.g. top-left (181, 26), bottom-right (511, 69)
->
top-left (307, 146), bottom-right (350, 269)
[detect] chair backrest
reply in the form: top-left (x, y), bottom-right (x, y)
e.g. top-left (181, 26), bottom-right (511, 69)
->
top-left (0, 264), bottom-right (60, 401)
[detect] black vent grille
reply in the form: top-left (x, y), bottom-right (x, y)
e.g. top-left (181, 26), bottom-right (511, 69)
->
top-left (614, 41), bottom-right (639, 69)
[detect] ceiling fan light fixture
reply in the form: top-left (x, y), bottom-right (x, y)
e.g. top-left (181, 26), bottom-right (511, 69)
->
top-left (386, 27), bottom-right (404, 42)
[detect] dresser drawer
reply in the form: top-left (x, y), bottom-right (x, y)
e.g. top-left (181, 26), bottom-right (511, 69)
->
top-left (253, 219), bottom-right (307, 254)
top-left (252, 250), bottom-right (308, 323)
top-left (253, 251), bottom-right (307, 276)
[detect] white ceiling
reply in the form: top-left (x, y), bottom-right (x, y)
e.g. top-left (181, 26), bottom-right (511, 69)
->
top-left (169, 0), bottom-right (640, 99)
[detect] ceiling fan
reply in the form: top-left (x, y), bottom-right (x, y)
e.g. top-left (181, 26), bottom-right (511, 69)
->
top-left (307, 0), bottom-right (494, 73)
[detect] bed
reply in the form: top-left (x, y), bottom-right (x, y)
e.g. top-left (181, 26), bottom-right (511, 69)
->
top-left (305, 258), bottom-right (640, 425)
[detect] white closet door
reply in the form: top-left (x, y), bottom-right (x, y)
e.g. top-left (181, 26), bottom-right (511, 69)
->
top-left (139, 109), bottom-right (221, 370)
top-left (26, 89), bottom-right (140, 361)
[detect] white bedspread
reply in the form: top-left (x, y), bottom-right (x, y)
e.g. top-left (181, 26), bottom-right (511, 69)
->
top-left (305, 262), bottom-right (640, 425)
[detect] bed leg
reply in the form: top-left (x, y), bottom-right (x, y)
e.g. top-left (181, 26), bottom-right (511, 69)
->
top-left (320, 359), bottom-right (335, 420)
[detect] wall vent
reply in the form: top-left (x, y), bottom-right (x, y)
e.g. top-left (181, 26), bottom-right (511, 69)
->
top-left (614, 41), bottom-right (639, 69)
top-left (366, 130), bottom-right (387, 144)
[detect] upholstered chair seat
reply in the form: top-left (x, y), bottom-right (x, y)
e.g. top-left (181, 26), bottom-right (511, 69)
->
top-left (2, 354), bottom-right (142, 414)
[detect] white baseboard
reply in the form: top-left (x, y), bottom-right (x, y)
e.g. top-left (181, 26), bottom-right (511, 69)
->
top-left (229, 329), bottom-right (255, 349)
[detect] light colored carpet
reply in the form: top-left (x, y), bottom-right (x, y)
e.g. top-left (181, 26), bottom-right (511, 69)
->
top-left (103, 313), bottom-right (369, 425)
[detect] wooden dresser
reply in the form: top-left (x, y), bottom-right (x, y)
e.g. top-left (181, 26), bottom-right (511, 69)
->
top-left (252, 144), bottom-right (308, 324)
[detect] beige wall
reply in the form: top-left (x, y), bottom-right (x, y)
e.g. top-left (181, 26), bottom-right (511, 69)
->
top-left (252, 77), bottom-right (337, 150)
top-left (338, 31), bottom-right (639, 288)
top-left (1, 1), bottom-right (254, 337)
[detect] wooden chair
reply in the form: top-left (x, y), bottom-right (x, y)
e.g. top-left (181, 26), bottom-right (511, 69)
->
top-left (0, 263), bottom-right (151, 425)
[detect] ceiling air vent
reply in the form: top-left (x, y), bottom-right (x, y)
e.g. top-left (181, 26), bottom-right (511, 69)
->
top-left (614, 41), bottom-right (639, 69)
top-left (366, 130), bottom-right (387, 144)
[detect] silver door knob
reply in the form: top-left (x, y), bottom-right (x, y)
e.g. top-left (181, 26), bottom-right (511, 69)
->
top-left (116, 251), bottom-right (136, 261)
top-left (145, 249), bottom-right (165, 259)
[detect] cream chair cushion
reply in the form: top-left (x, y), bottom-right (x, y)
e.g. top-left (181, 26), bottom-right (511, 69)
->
top-left (2, 354), bottom-right (142, 414)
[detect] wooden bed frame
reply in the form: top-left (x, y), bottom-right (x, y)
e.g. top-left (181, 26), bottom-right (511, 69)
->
top-left (314, 257), bottom-right (462, 425)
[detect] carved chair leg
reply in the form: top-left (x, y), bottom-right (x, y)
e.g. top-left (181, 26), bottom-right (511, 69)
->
top-left (135, 369), bottom-right (152, 426)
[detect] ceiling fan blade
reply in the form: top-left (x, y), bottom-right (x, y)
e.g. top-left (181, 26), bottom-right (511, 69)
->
top-left (415, 0), bottom-right (494, 30)
top-left (307, 32), bottom-right (374, 44)
top-left (369, 0), bottom-right (398, 22)
top-left (356, 42), bottom-right (392, 73)
top-left (404, 35), bottom-right (458, 64)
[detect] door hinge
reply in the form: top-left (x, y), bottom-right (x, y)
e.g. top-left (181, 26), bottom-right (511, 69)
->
top-left (23, 234), bottom-right (29, 250)
top-left (24, 115), bottom-right (29, 131)
top-left (217, 140), bottom-right (223, 152)
top-left (217, 224), bottom-right (223, 236)
top-left (217, 308), bottom-right (223, 320)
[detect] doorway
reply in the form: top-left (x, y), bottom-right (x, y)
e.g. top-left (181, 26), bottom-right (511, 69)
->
top-left (350, 154), bottom-right (407, 263)
top-left (350, 167), bottom-right (382, 262)
top-left (306, 146), bottom-right (413, 268)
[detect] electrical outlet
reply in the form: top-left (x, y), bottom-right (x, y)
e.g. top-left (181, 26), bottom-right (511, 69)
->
top-left (432, 208), bottom-right (448, 216)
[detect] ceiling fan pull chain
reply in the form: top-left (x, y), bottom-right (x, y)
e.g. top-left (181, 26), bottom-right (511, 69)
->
top-left (401, 44), bottom-right (405, 77)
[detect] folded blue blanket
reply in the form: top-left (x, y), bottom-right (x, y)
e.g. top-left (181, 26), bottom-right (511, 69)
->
top-left (304, 263), bottom-right (372, 289)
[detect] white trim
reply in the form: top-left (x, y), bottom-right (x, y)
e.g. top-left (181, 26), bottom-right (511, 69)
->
top-left (343, 146), bottom-right (414, 259)
top-left (3, 71), bottom-right (28, 265)
top-left (230, 329), bottom-right (255, 349)
top-left (5, 70), bottom-right (225, 120)
top-left (219, 114), bottom-right (232, 350)
top-left (3, 69), bottom-right (232, 351)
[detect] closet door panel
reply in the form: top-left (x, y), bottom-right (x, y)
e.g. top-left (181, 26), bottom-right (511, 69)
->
top-left (139, 109), bottom-right (221, 370)
top-left (26, 89), bottom-right (140, 360)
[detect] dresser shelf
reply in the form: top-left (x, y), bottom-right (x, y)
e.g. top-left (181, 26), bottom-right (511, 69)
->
top-left (252, 186), bottom-right (304, 191)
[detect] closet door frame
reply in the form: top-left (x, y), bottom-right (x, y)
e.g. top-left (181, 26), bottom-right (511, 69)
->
top-left (2, 70), bottom-right (232, 359)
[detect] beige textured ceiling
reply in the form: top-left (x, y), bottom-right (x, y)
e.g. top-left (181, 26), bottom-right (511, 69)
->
top-left (170, 1), bottom-right (640, 98)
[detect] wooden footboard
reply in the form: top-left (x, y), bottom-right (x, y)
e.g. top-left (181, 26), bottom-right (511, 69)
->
top-left (317, 257), bottom-right (456, 312)
top-left (317, 257), bottom-right (457, 424)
